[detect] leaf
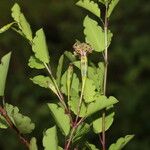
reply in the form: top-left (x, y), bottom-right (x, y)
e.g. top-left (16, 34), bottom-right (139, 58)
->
top-left (0, 22), bottom-right (15, 34)
top-left (32, 29), bottom-right (50, 63)
top-left (64, 51), bottom-right (76, 62)
top-left (76, 0), bottom-right (100, 18)
top-left (28, 56), bottom-right (45, 69)
top-left (97, 62), bottom-right (105, 93)
top-left (98, 0), bottom-right (105, 4)
top-left (68, 96), bottom-right (87, 117)
top-left (11, 3), bottom-right (32, 41)
top-left (86, 96), bottom-right (118, 117)
top-left (69, 95), bottom-right (118, 117)
top-left (83, 16), bottom-right (113, 52)
top-left (0, 52), bottom-right (11, 96)
top-left (98, 0), bottom-right (111, 5)
top-left (47, 103), bottom-right (70, 136)
top-left (31, 75), bottom-right (57, 95)
top-left (43, 126), bottom-right (58, 150)
top-left (109, 135), bottom-right (134, 150)
top-left (107, 0), bottom-right (119, 18)
top-left (29, 137), bottom-right (38, 150)
top-left (5, 103), bottom-right (35, 134)
top-left (85, 142), bottom-right (99, 150)
top-left (84, 78), bottom-right (97, 103)
top-left (73, 123), bottom-right (90, 143)
top-left (11, 3), bottom-right (20, 22)
top-left (56, 55), bottom-right (64, 87)
top-left (61, 71), bottom-right (80, 96)
top-left (0, 117), bottom-right (8, 129)
top-left (93, 112), bottom-right (115, 134)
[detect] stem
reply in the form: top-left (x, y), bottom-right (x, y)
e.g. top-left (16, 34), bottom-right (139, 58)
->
top-left (101, 3), bottom-right (109, 150)
top-left (65, 118), bottom-right (84, 150)
top-left (75, 77), bottom-right (86, 123)
top-left (0, 106), bottom-right (29, 149)
top-left (44, 63), bottom-right (68, 111)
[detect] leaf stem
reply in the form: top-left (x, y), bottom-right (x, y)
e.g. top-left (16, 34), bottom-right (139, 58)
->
top-left (44, 63), bottom-right (68, 111)
top-left (0, 105), bottom-right (30, 149)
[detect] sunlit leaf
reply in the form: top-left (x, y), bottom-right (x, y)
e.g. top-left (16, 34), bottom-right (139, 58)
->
top-left (43, 126), bottom-right (58, 150)
top-left (31, 75), bottom-right (57, 95)
top-left (32, 28), bottom-right (50, 63)
top-left (107, 0), bottom-right (119, 18)
top-left (0, 22), bottom-right (15, 34)
top-left (28, 56), bottom-right (45, 69)
top-left (5, 103), bottom-right (35, 134)
top-left (0, 52), bottom-right (11, 96)
top-left (29, 137), bottom-right (38, 150)
top-left (68, 96), bottom-right (87, 117)
top-left (11, 3), bottom-right (32, 41)
top-left (86, 96), bottom-right (118, 117)
top-left (84, 78), bottom-right (97, 103)
top-left (69, 95), bottom-right (118, 117)
top-left (83, 16), bottom-right (113, 52)
top-left (76, 0), bottom-right (101, 18)
top-left (93, 112), bottom-right (115, 134)
top-left (109, 135), bottom-right (134, 150)
top-left (56, 55), bottom-right (64, 87)
top-left (61, 71), bottom-right (80, 96)
top-left (47, 103), bottom-right (70, 136)
top-left (98, 0), bottom-right (111, 5)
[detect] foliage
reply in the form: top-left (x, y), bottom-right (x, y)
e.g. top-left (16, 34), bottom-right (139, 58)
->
top-left (0, 1), bottom-right (136, 150)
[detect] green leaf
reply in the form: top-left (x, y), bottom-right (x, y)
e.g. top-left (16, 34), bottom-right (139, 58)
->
top-left (5, 103), bottom-right (35, 134)
top-left (28, 56), bottom-right (45, 69)
top-left (93, 112), bottom-right (115, 134)
top-left (76, 0), bottom-right (101, 18)
top-left (88, 63), bottom-right (104, 94)
top-left (86, 96), bottom-right (118, 117)
top-left (32, 29), bottom-right (50, 63)
top-left (29, 137), bottom-right (38, 150)
top-left (31, 75), bottom-right (57, 95)
top-left (107, 0), bottom-right (119, 18)
top-left (0, 117), bottom-right (8, 129)
top-left (83, 16), bottom-right (113, 52)
top-left (84, 78), bottom-right (97, 103)
top-left (11, 3), bottom-right (32, 41)
top-left (68, 96), bottom-right (87, 117)
top-left (64, 51), bottom-right (76, 62)
top-left (0, 52), bottom-right (11, 96)
top-left (73, 123), bottom-right (90, 143)
top-left (85, 142), bottom-right (99, 150)
top-left (43, 126), bottom-right (58, 150)
top-left (109, 135), bottom-right (134, 150)
top-left (0, 22), bottom-right (15, 34)
top-left (69, 95), bottom-right (118, 117)
top-left (61, 71), bottom-right (80, 96)
top-left (98, 0), bottom-right (105, 4)
top-left (98, 0), bottom-right (111, 5)
top-left (47, 103), bottom-right (70, 136)
top-left (11, 3), bottom-right (20, 23)
top-left (56, 55), bottom-right (64, 87)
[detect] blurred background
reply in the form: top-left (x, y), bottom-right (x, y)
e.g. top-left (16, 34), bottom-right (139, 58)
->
top-left (0, 0), bottom-right (150, 149)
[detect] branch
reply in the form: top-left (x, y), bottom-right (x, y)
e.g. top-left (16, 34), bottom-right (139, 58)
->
top-left (0, 105), bottom-right (30, 149)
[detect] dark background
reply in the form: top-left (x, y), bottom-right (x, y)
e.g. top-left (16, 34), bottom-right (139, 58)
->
top-left (0, 0), bottom-right (150, 149)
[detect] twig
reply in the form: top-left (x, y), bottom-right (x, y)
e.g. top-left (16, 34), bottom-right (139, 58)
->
top-left (0, 105), bottom-right (30, 149)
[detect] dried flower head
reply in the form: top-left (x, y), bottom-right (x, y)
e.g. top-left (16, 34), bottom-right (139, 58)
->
top-left (73, 41), bottom-right (93, 56)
